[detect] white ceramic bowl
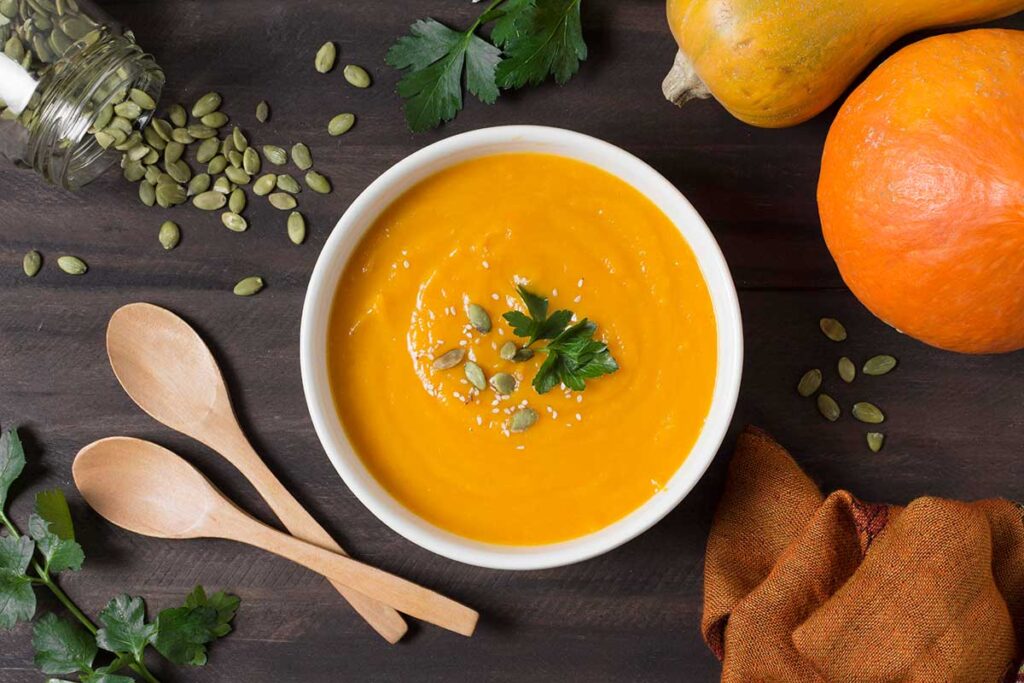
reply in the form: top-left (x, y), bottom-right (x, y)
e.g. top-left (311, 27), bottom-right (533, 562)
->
top-left (301, 126), bottom-right (743, 570)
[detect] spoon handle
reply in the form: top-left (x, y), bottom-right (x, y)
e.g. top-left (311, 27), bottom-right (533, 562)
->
top-left (210, 426), bottom-right (408, 643)
top-left (218, 504), bottom-right (479, 637)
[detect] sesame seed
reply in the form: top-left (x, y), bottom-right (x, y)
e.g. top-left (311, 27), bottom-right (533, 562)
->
top-left (573, 295), bottom-right (581, 303)
top-left (402, 260), bottom-right (410, 269)
top-left (482, 260), bottom-right (490, 269)
top-left (575, 413), bottom-right (582, 421)
top-left (577, 278), bottom-right (584, 288)
top-left (552, 288), bottom-right (558, 297)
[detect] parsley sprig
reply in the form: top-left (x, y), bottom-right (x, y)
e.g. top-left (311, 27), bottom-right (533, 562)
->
top-left (386, 0), bottom-right (587, 132)
top-left (0, 427), bottom-right (239, 682)
top-left (504, 285), bottom-right (618, 394)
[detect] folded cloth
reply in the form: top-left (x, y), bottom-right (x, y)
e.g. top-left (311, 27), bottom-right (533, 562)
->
top-left (703, 427), bottom-right (1024, 683)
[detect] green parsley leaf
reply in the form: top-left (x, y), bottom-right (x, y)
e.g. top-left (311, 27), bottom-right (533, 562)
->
top-left (386, 18), bottom-right (502, 132)
top-left (502, 286), bottom-right (573, 345)
top-left (96, 595), bottom-right (155, 661)
top-left (0, 535), bottom-right (36, 629)
top-left (34, 490), bottom-right (75, 542)
top-left (28, 513), bottom-right (84, 575)
top-left (152, 604), bottom-right (219, 666)
top-left (182, 585), bottom-right (240, 638)
top-left (32, 612), bottom-right (97, 675)
top-left (495, 0), bottom-right (587, 89)
top-left (0, 428), bottom-right (26, 511)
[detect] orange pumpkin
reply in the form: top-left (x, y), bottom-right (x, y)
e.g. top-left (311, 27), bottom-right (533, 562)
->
top-left (818, 29), bottom-right (1024, 354)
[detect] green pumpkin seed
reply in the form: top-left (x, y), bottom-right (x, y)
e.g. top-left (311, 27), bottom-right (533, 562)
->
top-left (163, 140), bottom-right (183, 164)
top-left (287, 212), bottom-right (306, 245)
top-left (866, 432), bottom-right (885, 453)
top-left (253, 173), bottom-right (277, 196)
top-left (328, 112), bottom-right (355, 136)
top-left (499, 341), bottom-right (518, 361)
top-left (150, 118), bottom-right (173, 141)
top-left (343, 64), bottom-right (371, 88)
top-left (155, 183), bottom-right (187, 208)
top-left (820, 318), bottom-right (847, 342)
top-left (196, 137), bottom-right (219, 164)
top-left (201, 111), bottom-right (228, 128)
top-left (315, 41), bottom-right (336, 73)
top-left (168, 103), bottom-right (187, 127)
top-left (143, 148), bottom-right (160, 165)
top-left (57, 255), bottom-right (87, 276)
top-left (513, 348), bottom-right (535, 362)
top-left (213, 177), bottom-right (233, 194)
top-left (158, 221), bottom-right (180, 250)
top-left (464, 361), bottom-right (486, 391)
top-left (143, 126), bottom-right (166, 151)
top-left (138, 180), bottom-right (156, 207)
top-left (113, 100), bottom-right (141, 119)
top-left (187, 173), bottom-right (211, 196)
top-left (466, 303), bottom-right (491, 333)
top-left (171, 127), bottom-right (194, 144)
top-left (276, 174), bottom-right (301, 194)
top-left (231, 126), bottom-right (247, 151)
top-left (863, 355), bottom-right (897, 376)
top-left (191, 91), bottom-right (222, 118)
top-left (129, 88), bottom-right (155, 110)
top-left (509, 407), bottom-right (539, 433)
top-left (262, 145), bottom-right (287, 165)
top-left (187, 123), bottom-right (217, 140)
top-left (166, 159), bottom-right (191, 184)
top-left (229, 188), bottom-right (246, 214)
top-left (852, 402), bottom-right (885, 424)
top-left (122, 160), bottom-right (145, 182)
top-left (207, 155), bottom-right (228, 175)
top-left (490, 373), bottom-right (516, 396)
top-left (797, 369), bottom-right (822, 397)
top-left (93, 130), bottom-right (115, 148)
top-left (233, 276), bottom-right (263, 297)
top-left (838, 357), bottom-right (856, 383)
top-left (817, 394), bottom-right (840, 422)
top-left (228, 150), bottom-right (243, 168)
top-left (305, 170), bottom-right (331, 194)
top-left (221, 212), bottom-right (248, 232)
top-left (432, 348), bottom-right (466, 371)
top-left (268, 192), bottom-right (297, 210)
top-left (23, 250), bottom-right (41, 277)
top-left (291, 143), bottom-right (312, 170)
top-left (224, 165), bottom-right (251, 185)
top-left (242, 147), bottom-right (261, 175)
top-left (193, 190), bottom-right (227, 211)
top-left (255, 100), bottom-right (269, 123)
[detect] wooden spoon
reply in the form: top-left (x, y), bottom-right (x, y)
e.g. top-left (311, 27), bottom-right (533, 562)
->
top-left (105, 302), bottom-right (408, 643)
top-left (74, 437), bottom-right (478, 637)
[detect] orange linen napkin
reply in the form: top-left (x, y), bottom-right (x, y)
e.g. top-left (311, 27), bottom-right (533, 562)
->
top-left (703, 427), bottom-right (1024, 683)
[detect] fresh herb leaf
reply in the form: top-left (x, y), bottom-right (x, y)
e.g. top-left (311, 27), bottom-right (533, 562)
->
top-left (0, 428), bottom-right (25, 511)
top-left (152, 586), bottom-right (239, 667)
top-left (96, 595), bottom-right (155, 661)
top-left (0, 535), bottom-right (36, 629)
top-left (28, 514), bottom-right (83, 575)
top-left (501, 286), bottom-right (573, 345)
top-left (32, 613), bottom-right (97, 675)
top-left (183, 585), bottom-right (240, 638)
top-left (495, 0), bottom-right (587, 88)
top-left (34, 490), bottom-right (75, 542)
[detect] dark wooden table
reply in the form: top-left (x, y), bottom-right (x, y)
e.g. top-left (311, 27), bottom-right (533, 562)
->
top-left (1, 2), bottom-right (1022, 681)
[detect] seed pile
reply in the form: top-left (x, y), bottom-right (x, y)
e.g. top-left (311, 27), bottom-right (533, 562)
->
top-left (797, 317), bottom-right (898, 452)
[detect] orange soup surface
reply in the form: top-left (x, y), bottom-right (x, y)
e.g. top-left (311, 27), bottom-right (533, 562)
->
top-left (328, 153), bottom-right (717, 545)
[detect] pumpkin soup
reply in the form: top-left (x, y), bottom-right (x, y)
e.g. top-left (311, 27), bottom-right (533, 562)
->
top-left (327, 153), bottom-right (716, 545)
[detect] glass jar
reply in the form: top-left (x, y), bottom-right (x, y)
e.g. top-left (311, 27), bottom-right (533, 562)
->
top-left (0, 0), bottom-right (163, 189)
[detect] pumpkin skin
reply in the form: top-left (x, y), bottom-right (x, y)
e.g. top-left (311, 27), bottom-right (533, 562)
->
top-left (819, 29), bottom-right (1024, 354)
top-left (664, 0), bottom-right (1024, 128)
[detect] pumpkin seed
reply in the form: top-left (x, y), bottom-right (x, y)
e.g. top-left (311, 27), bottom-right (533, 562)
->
top-left (213, 177), bottom-right (233, 194)
top-left (57, 255), bottom-right (87, 275)
top-left (224, 165), bottom-right (251, 185)
top-left (113, 100), bottom-right (141, 119)
top-left (221, 212), bottom-right (248, 232)
top-left (187, 173), bottom-right (211, 196)
top-left (797, 369), bottom-right (822, 397)
top-left (233, 276), bottom-right (263, 297)
top-left (262, 145), bottom-right (287, 165)
top-left (315, 41), bottom-right (336, 73)
top-left (513, 348), bottom-right (535, 362)
top-left (129, 88), bottom-right (156, 110)
top-left (276, 174), bottom-right (301, 194)
top-left (229, 188), bottom-right (246, 214)
top-left (192, 91), bottom-right (222, 118)
top-left (192, 190), bottom-right (227, 211)
top-left (464, 361), bottom-right (486, 391)
top-left (138, 180), bottom-right (156, 207)
top-left (820, 318), bottom-right (847, 342)
top-left (253, 173), bottom-right (277, 196)
top-left (158, 221), bottom-right (180, 250)
top-left (328, 112), bottom-right (355, 136)
top-left (196, 137), bottom-right (220, 163)
top-left (343, 64), bottom-right (371, 88)
top-left (122, 160), bottom-right (145, 182)
top-left (466, 303), bottom-right (491, 333)
top-left (163, 140), bottom-right (184, 164)
top-left (499, 341), bottom-right (517, 361)
top-left (490, 373), bottom-right (516, 396)
top-left (187, 123), bottom-right (217, 140)
top-left (156, 183), bottom-right (187, 208)
top-left (268, 192), bottom-right (297, 210)
top-left (866, 432), bottom-right (885, 453)
top-left (23, 250), bottom-right (41, 277)
top-left (305, 170), bottom-right (331, 194)
top-left (166, 159), bottom-right (191, 184)
top-left (509, 407), bottom-right (538, 433)
top-left (863, 355), bottom-right (897, 376)
top-left (287, 211), bottom-right (306, 245)
top-left (93, 130), bottom-right (115, 148)
top-left (852, 402), bottom-right (885, 424)
top-left (171, 127), bottom-right (194, 144)
top-left (242, 147), bottom-right (261, 175)
top-left (432, 348), bottom-right (465, 371)
top-left (228, 150), bottom-right (243, 168)
top-left (291, 143), bottom-right (313, 170)
top-left (232, 126), bottom-right (248, 151)
top-left (168, 103), bottom-right (187, 127)
top-left (817, 393), bottom-right (840, 422)
top-left (201, 111), bottom-right (228, 128)
top-left (207, 155), bottom-right (228, 175)
top-left (142, 125), bottom-right (166, 151)
top-left (838, 357), bottom-right (856, 383)
top-left (255, 100), bottom-right (269, 123)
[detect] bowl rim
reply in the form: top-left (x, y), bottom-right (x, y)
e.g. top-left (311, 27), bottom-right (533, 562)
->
top-left (300, 125), bottom-right (743, 570)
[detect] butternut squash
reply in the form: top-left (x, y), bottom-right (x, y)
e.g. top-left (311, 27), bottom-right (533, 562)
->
top-left (664, 0), bottom-right (1024, 127)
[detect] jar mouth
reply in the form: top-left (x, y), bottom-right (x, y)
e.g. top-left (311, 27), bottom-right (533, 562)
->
top-left (28, 30), bottom-right (164, 189)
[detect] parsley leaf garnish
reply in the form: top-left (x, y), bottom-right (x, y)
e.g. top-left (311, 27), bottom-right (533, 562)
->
top-left (0, 535), bottom-right (36, 629)
top-left (28, 490), bottom-right (84, 575)
top-left (505, 285), bottom-right (618, 394)
top-left (32, 612), bottom-right (97, 675)
top-left (387, 0), bottom-right (588, 131)
top-left (96, 595), bottom-right (156, 662)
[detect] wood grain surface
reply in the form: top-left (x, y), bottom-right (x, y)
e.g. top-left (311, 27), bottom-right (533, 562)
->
top-left (1, 1), bottom-right (1022, 681)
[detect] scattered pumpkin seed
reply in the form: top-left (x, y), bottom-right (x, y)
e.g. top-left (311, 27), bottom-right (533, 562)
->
top-left (866, 432), bottom-right (885, 453)
top-left (138, 180), bottom-right (156, 207)
top-left (343, 64), bottom-right (371, 88)
top-left (287, 211), bottom-right (306, 245)
top-left (164, 140), bottom-right (184, 164)
top-left (863, 355), bottom-right (897, 376)
top-left (22, 250), bottom-right (40, 277)
top-left (113, 100), bottom-right (141, 119)
top-left (490, 373), bottom-right (516, 396)
top-left (196, 137), bottom-right (220, 164)
top-left (228, 150), bottom-right (243, 168)
top-left (242, 147), bottom-right (261, 175)
top-left (432, 348), bottom-right (466, 371)
top-left (291, 143), bottom-right (313, 170)
top-left (224, 166), bottom-right (251, 185)
top-left (229, 188), bottom-right (246, 214)
top-left (193, 190), bottom-right (227, 211)
top-left (509, 407), bottom-right (538, 433)
top-left (852, 402), bottom-right (885, 424)
top-left (466, 303), bottom-right (491, 333)
top-left (187, 173), bottom-right (211, 196)
top-left (155, 183), bottom-right (187, 208)
top-left (268, 192), bottom-right (297, 210)
top-left (201, 112), bottom-right (228, 128)
top-left (187, 123), bottom-right (217, 140)
top-left (328, 112), bottom-right (355, 136)
top-left (191, 91), bottom-right (222, 118)
top-left (838, 357), bottom-right (856, 383)
top-left (276, 174), bottom-right (301, 194)
top-left (207, 155), bottom-right (228, 175)
top-left (499, 341), bottom-right (517, 361)
top-left (262, 145), bottom-right (287, 166)
top-left (57, 255), bottom-right (87, 275)
top-left (168, 104), bottom-right (187, 128)
top-left (513, 348), bottom-right (535, 362)
top-left (253, 173), bottom-right (277, 196)
top-left (464, 361), bottom-right (487, 391)
top-left (305, 170), bottom-right (331, 194)
top-left (820, 318), bottom-right (847, 342)
top-left (797, 369), bottom-right (822, 397)
top-left (212, 177), bottom-right (233, 194)
top-left (233, 276), bottom-right (263, 297)
top-left (221, 212), bottom-right (248, 232)
top-left (817, 393), bottom-right (840, 422)
top-left (171, 127), bottom-right (195, 144)
top-left (315, 41), bottom-right (337, 73)
top-left (232, 126), bottom-right (248, 151)
top-left (256, 100), bottom-right (270, 123)
top-left (158, 221), bottom-right (180, 250)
